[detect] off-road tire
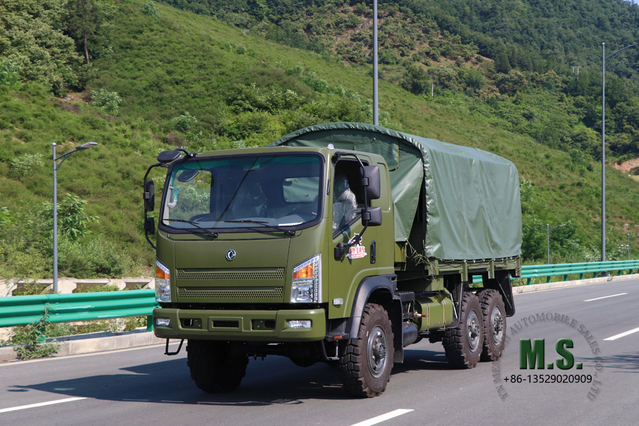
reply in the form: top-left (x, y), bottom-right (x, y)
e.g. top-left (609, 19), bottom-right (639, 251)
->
top-left (443, 292), bottom-right (484, 369)
top-left (186, 340), bottom-right (248, 393)
top-left (479, 289), bottom-right (507, 362)
top-left (340, 303), bottom-right (394, 398)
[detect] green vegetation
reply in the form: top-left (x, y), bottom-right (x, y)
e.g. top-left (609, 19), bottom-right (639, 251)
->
top-left (4, 308), bottom-right (60, 360)
top-left (1, 309), bottom-right (147, 359)
top-left (2, 0), bottom-right (639, 280)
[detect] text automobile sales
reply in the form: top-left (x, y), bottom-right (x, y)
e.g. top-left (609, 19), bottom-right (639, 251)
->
top-left (491, 312), bottom-right (604, 402)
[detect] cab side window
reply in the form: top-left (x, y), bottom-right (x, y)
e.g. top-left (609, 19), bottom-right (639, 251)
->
top-left (332, 161), bottom-right (365, 233)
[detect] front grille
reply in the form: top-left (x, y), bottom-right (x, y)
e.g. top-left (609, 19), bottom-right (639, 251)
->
top-left (177, 268), bottom-right (285, 281)
top-left (177, 287), bottom-right (283, 300)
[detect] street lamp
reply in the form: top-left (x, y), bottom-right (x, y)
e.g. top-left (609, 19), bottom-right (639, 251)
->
top-left (547, 223), bottom-right (567, 264)
top-left (52, 141), bottom-right (98, 293)
top-left (373, 0), bottom-right (378, 125)
top-left (601, 42), bottom-right (637, 262)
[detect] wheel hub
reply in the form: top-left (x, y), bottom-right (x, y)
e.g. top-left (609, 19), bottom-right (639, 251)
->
top-left (490, 307), bottom-right (504, 345)
top-left (467, 310), bottom-right (481, 352)
top-left (367, 325), bottom-right (388, 378)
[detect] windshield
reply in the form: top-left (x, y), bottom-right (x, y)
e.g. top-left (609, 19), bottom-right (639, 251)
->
top-left (161, 153), bottom-right (323, 232)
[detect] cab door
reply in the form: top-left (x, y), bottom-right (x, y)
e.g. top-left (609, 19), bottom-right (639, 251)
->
top-left (326, 156), bottom-right (392, 320)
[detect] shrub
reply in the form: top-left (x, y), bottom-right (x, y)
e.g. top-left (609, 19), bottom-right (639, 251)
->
top-left (400, 64), bottom-right (430, 95)
top-left (496, 71), bottom-right (528, 95)
top-left (171, 111), bottom-right (197, 133)
top-left (460, 67), bottom-right (486, 91)
top-left (9, 153), bottom-right (44, 179)
top-left (142, 1), bottom-right (160, 19)
top-left (285, 111), bottom-right (321, 133)
top-left (75, 284), bottom-right (120, 293)
top-left (309, 78), bottom-right (329, 93)
top-left (91, 89), bottom-right (122, 115)
top-left (0, 59), bottom-right (21, 87)
top-left (0, 206), bottom-right (10, 228)
top-left (58, 235), bottom-right (129, 278)
top-left (429, 65), bottom-right (460, 91)
top-left (13, 282), bottom-right (49, 296)
top-left (11, 308), bottom-right (60, 360)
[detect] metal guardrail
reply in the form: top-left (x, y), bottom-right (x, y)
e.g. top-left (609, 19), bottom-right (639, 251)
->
top-left (519, 260), bottom-right (639, 285)
top-left (1, 261), bottom-right (638, 330)
top-left (0, 289), bottom-right (157, 330)
top-left (471, 260), bottom-right (639, 285)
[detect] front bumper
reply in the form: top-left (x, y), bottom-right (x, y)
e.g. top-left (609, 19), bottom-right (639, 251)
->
top-left (153, 307), bottom-right (326, 342)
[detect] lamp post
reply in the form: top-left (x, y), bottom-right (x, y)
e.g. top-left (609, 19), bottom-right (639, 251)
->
top-left (601, 42), bottom-right (637, 262)
top-left (547, 223), bottom-right (567, 264)
top-left (373, 0), bottom-right (378, 125)
top-left (52, 142), bottom-right (98, 293)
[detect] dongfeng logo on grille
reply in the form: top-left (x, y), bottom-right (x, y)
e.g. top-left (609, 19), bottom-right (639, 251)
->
top-left (226, 249), bottom-right (236, 261)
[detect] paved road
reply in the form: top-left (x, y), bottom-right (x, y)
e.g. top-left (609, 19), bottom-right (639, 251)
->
top-left (1, 279), bottom-right (638, 426)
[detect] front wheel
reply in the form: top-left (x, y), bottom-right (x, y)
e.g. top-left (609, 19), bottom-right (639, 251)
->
top-left (443, 292), bottom-right (484, 369)
top-left (187, 340), bottom-right (248, 393)
top-left (340, 303), bottom-right (394, 398)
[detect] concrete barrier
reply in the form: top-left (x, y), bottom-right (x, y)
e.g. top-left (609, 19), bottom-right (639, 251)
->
top-left (1, 277), bottom-right (155, 297)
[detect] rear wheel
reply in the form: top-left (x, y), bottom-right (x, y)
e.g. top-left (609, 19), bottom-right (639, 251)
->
top-left (479, 289), bottom-right (506, 361)
top-left (187, 340), bottom-right (248, 393)
top-left (443, 292), bottom-right (484, 369)
top-left (340, 303), bottom-right (394, 398)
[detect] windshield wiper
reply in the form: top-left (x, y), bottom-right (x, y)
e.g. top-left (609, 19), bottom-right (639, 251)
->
top-left (224, 219), bottom-right (296, 236)
top-left (163, 219), bottom-right (219, 238)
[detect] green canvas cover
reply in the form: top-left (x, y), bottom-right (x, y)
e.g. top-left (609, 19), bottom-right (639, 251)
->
top-left (269, 122), bottom-right (522, 260)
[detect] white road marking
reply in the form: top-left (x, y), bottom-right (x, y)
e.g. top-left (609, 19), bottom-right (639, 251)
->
top-left (584, 293), bottom-right (627, 302)
top-left (604, 326), bottom-right (639, 341)
top-left (351, 409), bottom-right (414, 426)
top-left (0, 397), bottom-right (86, 414)
top-left (0, 342), bottom-right (178, 367)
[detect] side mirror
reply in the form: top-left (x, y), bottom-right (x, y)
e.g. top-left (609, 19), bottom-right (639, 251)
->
top-left (157, 150), bottom-right (181, 164)
top-left (362, 166), bottom-right (381, 200)
top-left (362, 206), bottom-right (382, 227)
top-left (177, 169), bottom-right (199, 183)
top-left (143, 180), bottom-right (155, 212)
top-left (144, 217), bottom-right (156, 234)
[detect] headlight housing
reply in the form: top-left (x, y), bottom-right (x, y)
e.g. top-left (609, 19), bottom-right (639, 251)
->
top-left (155, 259), bottom-right (171, 303)
top-left (291, 254), bottom-right (322, 303)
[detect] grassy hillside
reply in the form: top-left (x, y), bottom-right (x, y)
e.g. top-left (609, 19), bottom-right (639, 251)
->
top-left (1, 0), bottom-right (639, 280)
top-left (161, 0), bottom-right (639, 163)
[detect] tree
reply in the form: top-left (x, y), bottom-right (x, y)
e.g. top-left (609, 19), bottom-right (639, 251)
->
top-left (0, 0), bottom-right (81, 93)
top-left (38, 193), bottom-right (98, 241)
top-left (494, 50), bottom-right (512, 74)
top-left (400, 64), bottom-right (430, 95)
top-left (66, 0), bottom-right (113, 65)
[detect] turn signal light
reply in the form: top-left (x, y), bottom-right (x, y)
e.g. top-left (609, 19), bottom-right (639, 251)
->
top-left (293, 263), bottom-right (313, 279)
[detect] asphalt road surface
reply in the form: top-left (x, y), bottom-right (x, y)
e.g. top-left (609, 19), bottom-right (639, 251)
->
top-left (1, 279), bottom-right (638, 426)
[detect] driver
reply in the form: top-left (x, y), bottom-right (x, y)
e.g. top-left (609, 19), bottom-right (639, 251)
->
top-left (332, 174), bottom-right (358, 231)
top-left (230, 178), bottom-right (268, 218)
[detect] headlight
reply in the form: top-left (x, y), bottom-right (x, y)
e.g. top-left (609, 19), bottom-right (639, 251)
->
top-left (291, 254), bottom-right (322, 303)
top-left (155, 259), bottom-right (171, 303)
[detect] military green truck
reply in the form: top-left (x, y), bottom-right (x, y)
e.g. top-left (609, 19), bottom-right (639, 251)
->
top-left (143, 122), bottom-right (522, 397)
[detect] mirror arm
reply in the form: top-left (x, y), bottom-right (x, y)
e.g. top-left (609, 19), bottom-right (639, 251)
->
top-left (144, 163), bottom-right (161, 182)
top-left (145, 228), bottom-right (156, 250)
top-left (175, 148), bottom-right (197, 159)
